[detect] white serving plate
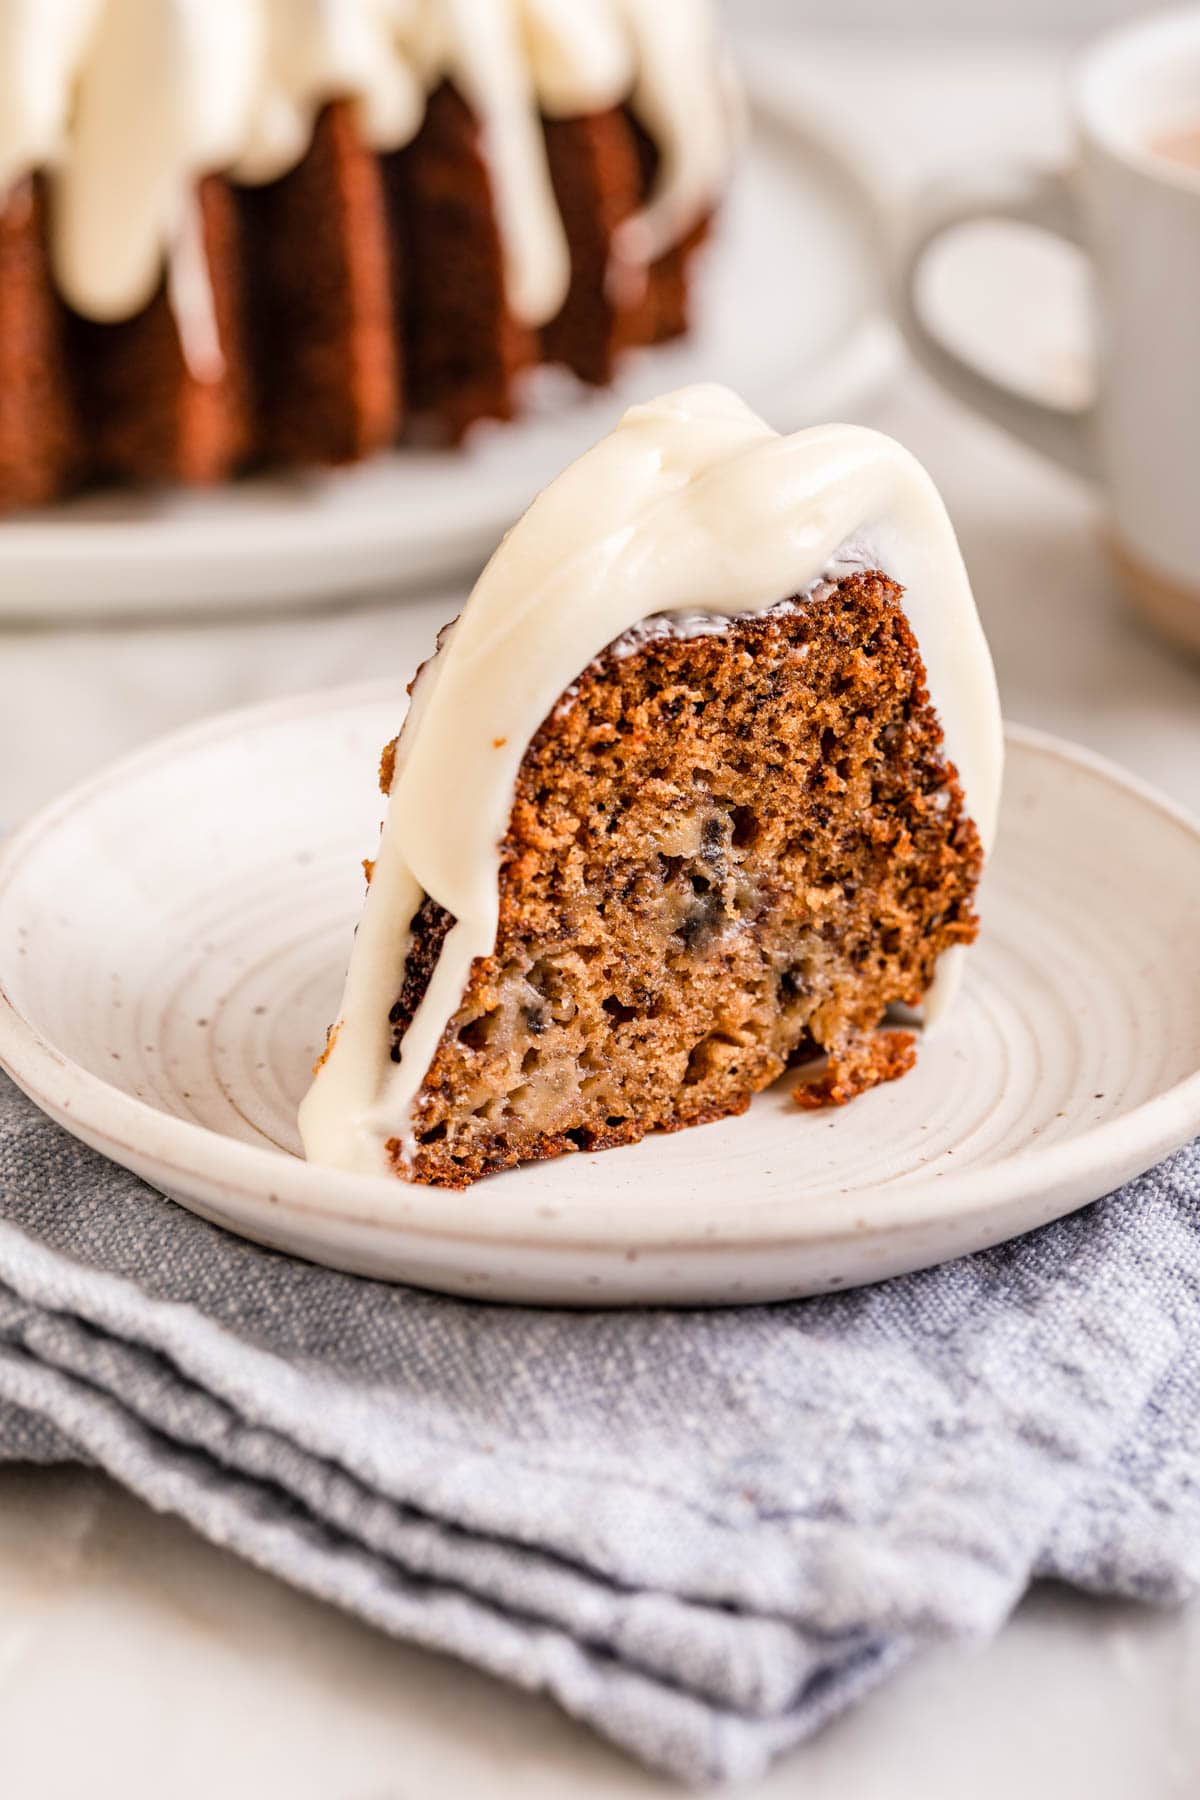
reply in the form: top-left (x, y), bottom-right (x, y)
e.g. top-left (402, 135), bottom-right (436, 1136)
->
top-left (0, 86), bottom-right (895, 620)
top-left (1, 684), bottom-right (1197, 1306)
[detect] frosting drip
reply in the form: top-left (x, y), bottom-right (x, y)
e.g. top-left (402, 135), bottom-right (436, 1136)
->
top-left (299, 385), bottom-right (1005, 1179)
top-left (0, 0), bottom-right (102, 197)
top-left (614, 0), bottom-right (735, 267)
top-left (0, 0), bottom-right (734, 334)
top-left (52, 0), bottom-right (263, 324)
top-left (233, 0), bottom-right (428, 186)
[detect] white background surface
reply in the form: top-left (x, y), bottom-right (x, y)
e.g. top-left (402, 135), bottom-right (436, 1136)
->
top-left (1, 28), bottom-right (1199, 1800)
top-left (739, 0), bottom-right (1159, 37)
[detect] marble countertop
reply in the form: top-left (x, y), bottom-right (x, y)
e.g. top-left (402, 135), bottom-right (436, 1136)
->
top-left (2, 33), bottom-right (1198, 1800)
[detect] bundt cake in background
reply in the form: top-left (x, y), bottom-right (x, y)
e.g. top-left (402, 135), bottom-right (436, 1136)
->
top-left (300, 385), bottom-right (1004, 1189)
top-left (0, 0), bottom-right (737, 512)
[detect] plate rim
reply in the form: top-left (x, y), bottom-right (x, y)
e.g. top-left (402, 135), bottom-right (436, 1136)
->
top-left (0, 78), bottom-right (900, 620)
top-left (0, 689), bottom-right (1198, 1258)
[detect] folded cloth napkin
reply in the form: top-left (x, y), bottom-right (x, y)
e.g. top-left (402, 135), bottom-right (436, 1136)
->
top-left (0, 1072), bottom-right (1197, 1787)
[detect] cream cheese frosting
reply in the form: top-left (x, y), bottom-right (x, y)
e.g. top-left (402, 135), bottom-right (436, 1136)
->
top-left (0, 0), bottom-right (102, 200)
top-left (299, 384), bottom-right (1005, 1178)
top-left (0, 0), bottom-right (734, 335)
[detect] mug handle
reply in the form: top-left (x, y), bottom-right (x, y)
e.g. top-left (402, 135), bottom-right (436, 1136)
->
top-left (897, 164), bottom-right (1099, 483)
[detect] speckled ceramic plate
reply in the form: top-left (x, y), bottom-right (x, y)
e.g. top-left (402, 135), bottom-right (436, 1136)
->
top-left (0, 84), bottom-right (896, 621)
top-left (1, 685), bottom-right (1198, 1305)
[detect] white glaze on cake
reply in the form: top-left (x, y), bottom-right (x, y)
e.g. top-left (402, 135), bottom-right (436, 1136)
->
top-left (0, 0), bottom-right (734, 340)
top-left (0, 0), bottom-right (102, 198)
top-left (299, 385), bottom-right (1005, 1179)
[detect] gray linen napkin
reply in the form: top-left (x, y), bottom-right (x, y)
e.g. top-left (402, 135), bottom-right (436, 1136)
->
top-left (0, 1071), bottom-right (1197, 1787)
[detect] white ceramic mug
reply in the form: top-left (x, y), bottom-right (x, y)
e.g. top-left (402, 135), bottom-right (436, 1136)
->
top-left (899, 7), bottom-right (1200, 652)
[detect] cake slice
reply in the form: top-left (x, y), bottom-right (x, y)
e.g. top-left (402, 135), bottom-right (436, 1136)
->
top-left (300, 386), bottom-right (1003, 1187)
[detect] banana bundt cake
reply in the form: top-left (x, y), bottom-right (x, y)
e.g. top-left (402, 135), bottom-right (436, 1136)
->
top-left (300, 385), bottom-right (1004, 1188)
top-left (0, 0), bottom-right (735, 510)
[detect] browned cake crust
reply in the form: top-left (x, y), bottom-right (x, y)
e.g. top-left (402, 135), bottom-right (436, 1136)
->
top-left (0, 88), bottom-right (714, 508)
top-left (626, 116), bottom-right (712, 346)
top-left (66, 176), bottom-right (252, 487)
top-left (384, 571), bottom-right (983, 1188)
top-left (540, 111), bottom-right (640, 386)
top-left (0, 178), bottom-right (80, 508)
top-left (386, 82), bottom-right (536, 438)
top-left (239, 100), bottom-right (401, 466)
top-left (540, 106), bottom-right (713, 384)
